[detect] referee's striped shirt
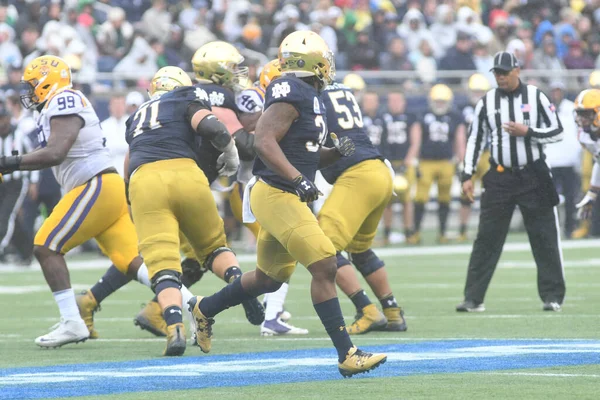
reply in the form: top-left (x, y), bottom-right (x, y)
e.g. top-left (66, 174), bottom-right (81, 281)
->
top-left (1, 121), bottom-right (39, 183)
top-left (463, 82), bottom-right (563, 176)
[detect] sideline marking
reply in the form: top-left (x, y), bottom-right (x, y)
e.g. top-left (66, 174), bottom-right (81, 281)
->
top-left (1, 340), bottom-right (599, 399)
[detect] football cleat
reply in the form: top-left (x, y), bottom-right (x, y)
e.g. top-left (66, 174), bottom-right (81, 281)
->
top-left (456, 233), bottom-right (469, 243)
top-left (188, 296), bottom-right (214, 353)
top-left (163, 323), bottom-right (186, 356)
top-left (260, 315), bottom-right (309, 336)
top-left (347, 304), bottom-right (387, 335)
top-left (75, 290), bottom-right (99, 339)
top-left (570, 220), bottom-right (590, 239)
top-left (380, 307), bottom-right (407, 332)
top-left (134, 301), bottom-right (167, 337)
top-left (405, 232), bottom-right (421, 245)
top-left (338, 346), bottom-right (387, 378)
top-left (242, 297), bottom-right (265, 326)
top-left (35, 318), bottom-right (89, 348)
top-left (437, 235), bottom-right (450, 244)
top-left (543, 302), bottom-right (562, 312)
top-left (456, 300), bottom-right (485, 312)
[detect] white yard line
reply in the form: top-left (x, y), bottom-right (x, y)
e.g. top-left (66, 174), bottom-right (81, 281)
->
top-left (2, 239), bottom-right (600, 273)
top-left (477, 372), bottom-right (600, 378)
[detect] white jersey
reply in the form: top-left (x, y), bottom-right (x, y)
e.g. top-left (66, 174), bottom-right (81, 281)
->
top-left (578, 129), bottom-right (600, 162)
top-left (235, 86), bottom-right (265, 114)
top-left (35, 89), bottom-right (113, 192)
top-left (235, 86), bottom-right (266, 184)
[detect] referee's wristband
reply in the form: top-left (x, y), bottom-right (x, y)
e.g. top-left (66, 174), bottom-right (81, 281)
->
top-left (460, 172), bottom-right (472, 183)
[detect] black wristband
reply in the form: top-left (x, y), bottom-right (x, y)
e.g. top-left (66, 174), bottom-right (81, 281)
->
top-left (460, 172), bottom-right (472, 183)
top-left (0, 155), bottom-right (22, 173)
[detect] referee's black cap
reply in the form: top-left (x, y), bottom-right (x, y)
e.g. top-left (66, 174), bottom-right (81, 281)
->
top-left (490, 51), bottom-right (519, 72)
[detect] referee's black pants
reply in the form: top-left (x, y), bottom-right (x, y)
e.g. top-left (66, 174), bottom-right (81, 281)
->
top-left (464, 162), bottom-right (566, 305)
top-left (551, 166), bottom-right (580, 238)
top-left (0, 179), bottom-right (29, 255)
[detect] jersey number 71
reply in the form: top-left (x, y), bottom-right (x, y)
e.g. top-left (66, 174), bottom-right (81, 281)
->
top-left (132, 100), bottom-right (161, 137)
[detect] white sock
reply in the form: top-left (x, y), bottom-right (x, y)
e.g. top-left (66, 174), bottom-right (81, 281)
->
top-left (53, 289), bottom-right (83, 322)
top-left (136, 263), bottom-right (151, 287)
top-left (265, 282), bottom-right (288, 320)
top-left (180, 284), bottom-right (194, 319)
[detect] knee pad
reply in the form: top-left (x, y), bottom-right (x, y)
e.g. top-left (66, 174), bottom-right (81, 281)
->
top-left (203, 246), bottom-right (235, 272)
top-left (151, 269), bottom-right (182, 294)
top-left (181, 258), bottom-right (206, 287)
top-left (336, 252), bottom-right (351, 269)
top-left (349, 249), bottom-right (384, 277)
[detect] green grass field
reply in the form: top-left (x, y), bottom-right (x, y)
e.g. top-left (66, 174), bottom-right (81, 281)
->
top-left (1, 234), bottom-right (600, 399)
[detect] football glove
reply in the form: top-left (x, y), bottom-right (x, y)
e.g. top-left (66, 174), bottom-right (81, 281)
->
top-left (330, 133), bottom-right (355, 157)
top-left (293, 174), bottom-right (322, 203)
top-left (576, 191), bottom-right (597, 220)
top-left (216, 140), bottom-right (240, 177)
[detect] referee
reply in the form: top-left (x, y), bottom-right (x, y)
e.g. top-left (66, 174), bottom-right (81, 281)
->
top-left (0, 100), bottom-right (38, 262)
top-left (457, 52), bottom-right (566, 313)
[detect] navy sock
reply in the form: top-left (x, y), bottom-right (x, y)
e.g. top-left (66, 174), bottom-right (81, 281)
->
top-left (199, 277), bottom-right (253, 318)
top-left (349, 289), bottom-right (371, 311)
top-left (379, 293), bottom-right (399, 309)
top-left (90, 265), bottom-right (132, 304)
top-left (314, 298), bottom-right (354, 362)
top-left (224, 266), bottom-right (242, 283)
top-left (163, 305), bottom-right (183, 326)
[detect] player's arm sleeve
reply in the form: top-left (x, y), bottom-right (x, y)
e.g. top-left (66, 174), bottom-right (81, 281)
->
top-left (528, 89), bottom-right (563, 144)
top-left (462, 97), bottom-right (489, 181)
top-left (186, 101), bottom-right (233, 152)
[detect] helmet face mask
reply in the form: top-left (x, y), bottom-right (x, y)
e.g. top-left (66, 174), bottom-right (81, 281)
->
top-left (575, 108), bottom-right (596, 133)
top-left (19, 79), bottom-right (39, 109)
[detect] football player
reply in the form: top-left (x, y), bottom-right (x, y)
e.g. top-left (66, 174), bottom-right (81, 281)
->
top-left (131, 42), bottom-right (265, 335)
top-left (382, 91), bottom-right (421, 245)
top-left (124, 65), bottom-right (244, 356)
top-left (413, 84), bottom-right (466, 243)
top-left (235, 59), bottom-right (308, 336)
top-left (320, 81), bottom-right (408, 335)
top-left (188, 31), bottom-right (387, 377)
top-left (0, 56), bottom-right (146, 348)
top-left (361, 91), bottom-right (386, 151)
top-left (457, 74), bottom-right (491, 242)
top-left (574, 89), bottom-right (600, 221)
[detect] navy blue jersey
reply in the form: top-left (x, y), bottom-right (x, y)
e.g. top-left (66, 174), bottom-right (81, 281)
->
top-left (420, 110), bottom-right (463, 160)
top-left (126, 86), bottom-right (211, 178)
top-left (362, 112), bottom-right (386, 151)
top-left (382, 112), bottom-right (417, 161)
top-left (252, 76), bottom-right (327, 193)
top-left (196, 83), bottom-right (238, 114)
top-left (195, 139), bottom-right (221, 184)
top-left (319, 83), bottom-right (382, 184)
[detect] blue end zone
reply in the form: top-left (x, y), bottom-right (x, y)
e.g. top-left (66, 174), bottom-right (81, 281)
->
top-left (2, 339), bottom-right (600, 399)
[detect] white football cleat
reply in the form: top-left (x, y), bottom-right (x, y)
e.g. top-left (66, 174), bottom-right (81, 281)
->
top-left (35, 318), bottom-right (90, 348)
top-left (261, 316), bottom-right (308, 336)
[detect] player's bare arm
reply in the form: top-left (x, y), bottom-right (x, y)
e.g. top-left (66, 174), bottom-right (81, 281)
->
top-left (254, 102), bottom-right (301, 181)
top-left (239, 111), bottom-right (261, 133)
top-left (454, 123), bottom-right (467, 164)
top-left (15, 115), bottom-right (82, 171)
top-left (406, 122), bottom-right (422, 166)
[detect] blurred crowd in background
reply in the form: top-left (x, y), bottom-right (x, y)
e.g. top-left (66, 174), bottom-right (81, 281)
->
top-left (0, 0), bottom-right (600, 265)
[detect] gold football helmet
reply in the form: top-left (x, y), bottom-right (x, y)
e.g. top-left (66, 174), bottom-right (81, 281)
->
top-left (279, 30), bottom-right (335, 90)
top-left (191, 41), bottom-right (249, 90)
top-left (20, 55), bottom-right (72, 109)
top-left (343, 73), bottom-right (366, 91)
top-left (259, 59), bottom-right (282, 90)
top-left (574, 89), bottom-right (600, 134)
top-left (429, 84), bottom-right (453, 116)
top-left (467, 73), bottom-right (490, 104)
top-left (149, 66), bottom-right (193, 98)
